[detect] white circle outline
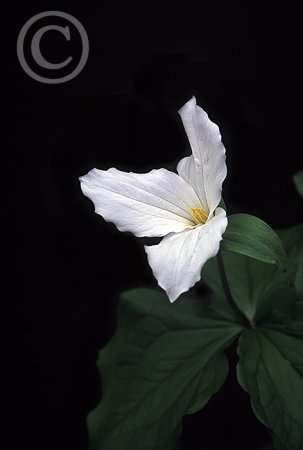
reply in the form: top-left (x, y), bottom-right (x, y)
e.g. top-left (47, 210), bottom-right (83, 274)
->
top-left (16, 11), bottom-right (89, 84)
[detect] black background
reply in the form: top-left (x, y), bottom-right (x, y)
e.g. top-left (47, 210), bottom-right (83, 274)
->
top-left (8, 2), bottom-right (302, 450)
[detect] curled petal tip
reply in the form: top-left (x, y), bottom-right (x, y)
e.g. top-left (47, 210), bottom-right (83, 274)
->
top-left (188, 95), bottom-right (196, 104)
top-left (178, 95), bottom-right (197, 114)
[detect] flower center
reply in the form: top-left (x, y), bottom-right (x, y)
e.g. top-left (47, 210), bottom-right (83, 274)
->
top-left (190, 207), bottom-right (208, 225)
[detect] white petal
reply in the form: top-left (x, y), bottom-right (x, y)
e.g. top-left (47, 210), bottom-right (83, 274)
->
top-left (80, 168), bottom-right (202, 237)
top-left (145, 207), bottom-right (228, 302)
top-left (177, 97), bottom-right (227, 215)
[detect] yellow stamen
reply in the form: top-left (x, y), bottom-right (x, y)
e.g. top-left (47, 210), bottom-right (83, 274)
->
top-left (190, 207), bottom-right (208, 225)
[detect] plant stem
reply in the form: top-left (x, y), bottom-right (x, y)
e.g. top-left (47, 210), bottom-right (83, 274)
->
top-left (216, 251), bottom-right (249, 327)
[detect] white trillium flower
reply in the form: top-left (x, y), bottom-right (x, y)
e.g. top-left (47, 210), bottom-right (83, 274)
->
top-left (80, 97), bottom-right (228, 302)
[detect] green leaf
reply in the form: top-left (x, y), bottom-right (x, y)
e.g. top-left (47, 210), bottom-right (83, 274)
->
top-left (202, 223), bottom-right (303, 321)
top-left (262, 302), bottom-right (303, 339)
top-left (278, 223), bottom-right (303, 273)
top-left (237, 326), bottom-right (303, 450)
top-left (293, 170), bottom-right (303, 198)
top-left (295, 255), bottom-right (303, 300)
top-left (202, 251), bottom-right (293, 322)
top-left (272, 435), bottom-right (286, 450)
top-left (200, 291), bottom-right (242, 323)
top-left (88, 288), bottom-right (242, 450)
top-left (221, 213), bottom-right (287, 270)
top-left (278, 223), bottom-right (303, 299)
